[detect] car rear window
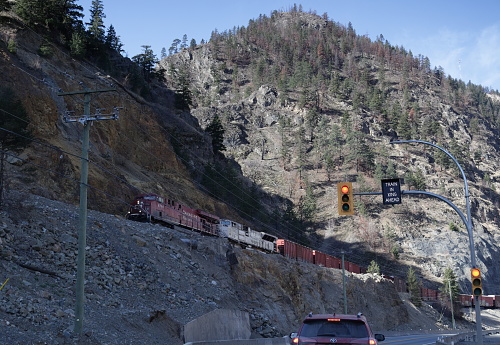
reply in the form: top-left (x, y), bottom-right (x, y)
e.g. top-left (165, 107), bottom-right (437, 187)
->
top-left (300, 319), bottom-right (369, 338)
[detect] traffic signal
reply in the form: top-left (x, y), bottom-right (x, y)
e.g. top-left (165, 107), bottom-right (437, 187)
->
top-left (337, 182), bottom-right (354, 215)
top-left (471, 268), bottom-right (483, 296)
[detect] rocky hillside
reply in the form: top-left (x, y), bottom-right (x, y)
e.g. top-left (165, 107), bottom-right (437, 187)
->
top-left (159, 10), bottom-right (500, 292)
top-left (0, 191), bottom-right (467, 344)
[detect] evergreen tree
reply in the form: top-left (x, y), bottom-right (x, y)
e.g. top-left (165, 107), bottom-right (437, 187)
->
top-left (347, 130), bottom-right (374, 173)
top-left (301, 178), bottom-right (317, 222)
top-left (69, 29), bottom-right (86, 57)
top-left (374, 162), bottom-right (384, 179)
top-left (435, 142), bottom-right (452, 170)
top-left (440, 267), bottom-right (460, 314)
top-left (405, 169), bottom-right (426, 190)
top-left (87, 0), bottom-right (106, 43)
top-left (206, 114), bottom-right (226, 153)
top-left (367, 260), bottom-right (380, 274)
top-left (181, 34), bottom-right (188, 49)
top-left (172, 65), bottom-right (192, 110)
top-left (407, 267), bottom-right (422, 306)
top-left (14, 0), bottom-right (83, 40)
top-left (305, 108), bottom-right (320, 142)
top-left (105, 24), bottom-right (123, 52)
top-left (132, 45), bottom-right (158, 81)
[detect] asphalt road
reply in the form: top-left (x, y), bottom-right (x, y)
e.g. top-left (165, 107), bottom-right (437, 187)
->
top-left (384, 334), bottom-right (454, 345)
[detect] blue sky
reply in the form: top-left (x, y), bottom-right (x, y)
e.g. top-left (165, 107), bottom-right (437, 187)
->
top-left (78, 1), bottom-right (500, 91)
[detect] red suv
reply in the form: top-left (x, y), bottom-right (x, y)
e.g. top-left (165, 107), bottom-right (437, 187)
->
top-left (291, 313), bottom-right (385, 345)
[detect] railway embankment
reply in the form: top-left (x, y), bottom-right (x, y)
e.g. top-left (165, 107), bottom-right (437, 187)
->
top-left (0, 190), bottom-right (472, 344)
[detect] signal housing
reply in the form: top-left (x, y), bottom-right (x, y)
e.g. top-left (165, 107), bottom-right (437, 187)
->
top-left (337, 182), bottom-right (354, 215)
top-left (471, 268), bottom-right (483, 296)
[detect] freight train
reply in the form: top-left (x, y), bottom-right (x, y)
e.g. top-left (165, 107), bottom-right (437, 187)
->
top-left (126, 193), bottom-right (485, 308)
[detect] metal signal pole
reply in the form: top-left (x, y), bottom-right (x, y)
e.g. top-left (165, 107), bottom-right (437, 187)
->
top-left (341, 250), bottom-right (347, 314)
top-left (390, 140), bottom-right (482, 345)
top-left (58, 88), bottom-right (118, 334)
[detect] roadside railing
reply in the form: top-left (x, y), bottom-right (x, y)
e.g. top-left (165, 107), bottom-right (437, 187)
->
top-left (436, 329), bottom-right (500, 344)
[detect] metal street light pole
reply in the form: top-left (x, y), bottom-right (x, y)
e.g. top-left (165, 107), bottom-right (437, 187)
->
top-left (390, 140), bottom-right (482, 345)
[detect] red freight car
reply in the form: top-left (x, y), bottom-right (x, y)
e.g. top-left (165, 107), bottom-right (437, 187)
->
top-left (392, 276), bottom-right (407, 293)
top-left (346, 261), bottom-right (362, 274)
top-left (478, 295), bottom-right (495, 308)
top-left (459, 294), bottom-right (473, 307)
top-left (313, 250), bottom-right (327, 266)
top-left (277, 239), bottom-right (314, 264)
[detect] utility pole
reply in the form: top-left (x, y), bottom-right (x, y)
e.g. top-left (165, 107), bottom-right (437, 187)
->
top-left (341, 250), bottom-right (347, 314)
top-left (58, 88), bottom-right (118, 334)
top-left (449, 279), bottom-right (456, 330)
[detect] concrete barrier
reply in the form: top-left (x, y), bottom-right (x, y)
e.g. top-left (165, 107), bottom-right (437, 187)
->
top-left (184, 337), bottom-right (288, 345)
top-left (183, 309), bottom-right (251, 343)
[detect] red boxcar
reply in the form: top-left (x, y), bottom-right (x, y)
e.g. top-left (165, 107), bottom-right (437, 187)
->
top-left (459, 294), bottom-right (473, 307)
top-left (313, 250), bottom-right (327, 266)
top-left (392, 276), bottom-right (407, 293)
top-left (420, 288), bottom-right (440, 301)
top-left (346, 261), bottom-right (361, 274)
top-left (325, 255), bottom-right (341, 269)
top-left (478, 295), bottom-right (495, 307)
top-left (495, 296), bottom-right (500, 308)
top-left (277, 239), bottom-right (314, 264)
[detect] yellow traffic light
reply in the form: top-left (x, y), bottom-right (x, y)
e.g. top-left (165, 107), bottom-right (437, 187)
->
top-left (337, 182), bottom-right (354, 215)
top-left (471, 268), bottom-right (483, 296)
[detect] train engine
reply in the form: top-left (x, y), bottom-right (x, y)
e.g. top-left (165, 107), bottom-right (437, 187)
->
top-left (126, 193), bottom-right (219, 236)
top-left (218, 219), bottom-right (277, 252)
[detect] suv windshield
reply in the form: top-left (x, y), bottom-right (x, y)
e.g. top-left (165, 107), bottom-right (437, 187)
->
top-left (300, 319), bottom-right (368, 338)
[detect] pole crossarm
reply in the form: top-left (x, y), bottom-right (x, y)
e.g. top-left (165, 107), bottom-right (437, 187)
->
top-left (63, 107), bottom-right (122, 125)
top-left (58, 88), bottom-right (116, 96)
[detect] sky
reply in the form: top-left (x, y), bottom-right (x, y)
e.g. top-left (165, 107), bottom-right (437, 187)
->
top-left (78, 0), bottom-right (500, 91)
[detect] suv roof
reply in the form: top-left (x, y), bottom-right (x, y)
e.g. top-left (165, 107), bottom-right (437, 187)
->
top-left (302, 313), bottom-right (368, 321)
top-left (292, 313), bottom-right (385, 345)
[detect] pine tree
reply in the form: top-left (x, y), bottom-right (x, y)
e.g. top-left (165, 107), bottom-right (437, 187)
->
top-left (132, 45), bottom-right (158, 81)
top-left (206, 114), bottom-right (226, 153)
top-left (301, 179), bottom-right (317, 221)
top-left (105, 25), bottom-right (123, 52)
top-left (87, 0), bottom-right (106, 43)
top-left (440, 267), bottom-right (460, 315)
top-left (367, 260), bottom-right (380, 274)
top-left (407, 267), bottom-right (421, 307)
top-left (14, 0), bottom-right (83, 39)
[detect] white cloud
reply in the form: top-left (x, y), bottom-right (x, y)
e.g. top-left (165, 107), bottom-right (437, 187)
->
top-left (413, 25), bottom-right (500, 90)
top-left (469, 24), bottom-right (500, 90)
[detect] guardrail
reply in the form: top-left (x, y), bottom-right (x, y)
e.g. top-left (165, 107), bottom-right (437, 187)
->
top-left (436, 329), bottom-right (500, 344)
